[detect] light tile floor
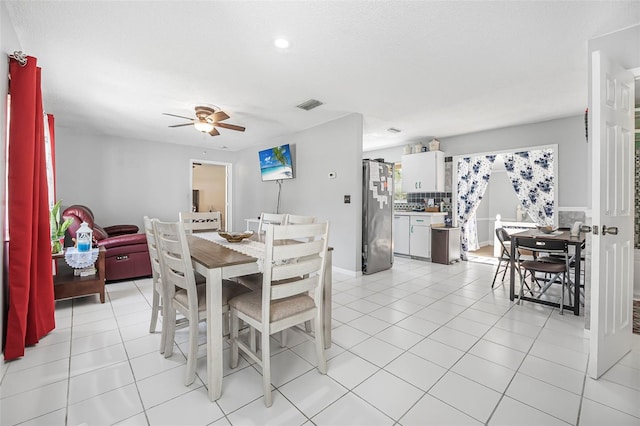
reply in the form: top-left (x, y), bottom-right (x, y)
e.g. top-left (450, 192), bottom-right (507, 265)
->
top-left (2, 257), bottom-right (640, 425)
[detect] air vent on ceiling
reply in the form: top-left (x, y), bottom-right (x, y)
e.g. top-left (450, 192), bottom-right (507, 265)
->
top-left (296, 99), bottom-right (323, 111)
top-left (387, 127), bottom-right (402, 134)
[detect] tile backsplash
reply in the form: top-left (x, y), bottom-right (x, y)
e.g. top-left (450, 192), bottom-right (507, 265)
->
top-left (395, 192), bottom-right (452, 211)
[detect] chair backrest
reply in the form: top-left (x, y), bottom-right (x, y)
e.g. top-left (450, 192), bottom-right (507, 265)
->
top-left (153, 220), bottom-right (198, 305)
top-left (62, 204), bottom-right (109, 241)
top-left (179, 211), bottom-right (222, 233)
top-left (143, 216), bottom-right (162, 283)
top-left (514, 237), bottom-right (568, 258)
top-left (496, 227), bottom-right (511, 255)
top-left (258, 213), bottom-right (286, 233)
top-left (284, 214), bottom-right (316, 225)
top-left (261, 222), bottom-right (329, 321)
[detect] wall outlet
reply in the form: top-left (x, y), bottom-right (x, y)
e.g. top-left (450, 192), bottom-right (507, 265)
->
top-left (344, 195), bottom-right (351, 204)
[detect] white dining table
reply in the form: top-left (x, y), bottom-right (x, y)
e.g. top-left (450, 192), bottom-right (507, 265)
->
top-left (186, 233), bottom-right (333, 401)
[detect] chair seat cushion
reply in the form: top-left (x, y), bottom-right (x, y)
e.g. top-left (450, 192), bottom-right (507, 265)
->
top-left (229, 291), bottom-right (315, 322)
top-left (520, 260), bottom-right (566, 273)
top-left (174, 279), bottom-right (251, 312)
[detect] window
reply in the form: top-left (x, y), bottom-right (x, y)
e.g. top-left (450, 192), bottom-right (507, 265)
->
top-left (394, 162), bottom-right (406, 202)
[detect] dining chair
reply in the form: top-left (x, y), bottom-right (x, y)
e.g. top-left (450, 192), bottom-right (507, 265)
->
top-left (234, 213), bottom-right (287, 292)
top-left (536, 240), bottom-right (586, 308)
top-left (514, 236), bottom-right (571, 314)
top-left (283, 214), bottom-right (316, 225)
top-left (257, 212), bottom-right (286, 233)
top-left (153, 219), bottom-right (250, 385)
top-left (228, 222), bottom-right (330, 407)
top-left (491, 227), bottom-right (512, 288)
top-left (179, 211), bottom-right (222, 234)
top-left (143, 216), bottom-right (167, 353)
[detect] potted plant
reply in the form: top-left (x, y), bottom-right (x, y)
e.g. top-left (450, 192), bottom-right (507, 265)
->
top-left (50, 200), bottom-right (72, 254)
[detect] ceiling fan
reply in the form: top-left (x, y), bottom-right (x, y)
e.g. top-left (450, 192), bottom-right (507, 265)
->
top-left (163, 106), bottom-right (246, 136)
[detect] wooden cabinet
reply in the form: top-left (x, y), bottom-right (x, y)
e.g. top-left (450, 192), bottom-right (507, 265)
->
top-left (393, 214), bottom-right (410, 255)
top-left (410, 216), bottom-right (432, 258)
top-left (401, 151), bottom-right (445, 192)
top-left (394, 213), bottom-right (447, 259)
top-left (53, 246), bottom-right (106, 303)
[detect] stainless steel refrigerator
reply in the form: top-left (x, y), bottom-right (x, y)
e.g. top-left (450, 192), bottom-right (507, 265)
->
top-left (362, 160), bottom-right (394, 274)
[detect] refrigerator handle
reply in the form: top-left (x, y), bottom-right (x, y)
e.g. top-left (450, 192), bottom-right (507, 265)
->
top-left (410, 225), bottom-right (413, 234)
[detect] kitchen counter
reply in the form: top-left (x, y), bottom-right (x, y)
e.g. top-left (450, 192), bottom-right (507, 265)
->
top-left (393, 212), bottom-right (447, 259)
top-left (394, 211), bottom-right (447, 217)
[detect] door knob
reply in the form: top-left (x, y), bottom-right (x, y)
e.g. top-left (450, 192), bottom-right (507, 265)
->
top-left (580, 225), bottom-right (592, 233)
top-left (602, 225), bottom-right (618, 235)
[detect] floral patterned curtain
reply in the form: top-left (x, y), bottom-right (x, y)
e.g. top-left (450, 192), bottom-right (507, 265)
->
top-left (457, 155), bottom-right (496, 260)
top-left (502, 149), bottom-right (554, 226)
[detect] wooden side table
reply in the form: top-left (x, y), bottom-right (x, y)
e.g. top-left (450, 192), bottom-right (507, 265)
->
top-left (53, 246), bottom-right (106, 303)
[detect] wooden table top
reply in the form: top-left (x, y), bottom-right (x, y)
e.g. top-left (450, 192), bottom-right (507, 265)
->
top-left (187, 235), bottom-right (256, 269)
top-left (188, 232), bottom-right (334, 270)
top-left (511, 228), bottom-right (586, 245)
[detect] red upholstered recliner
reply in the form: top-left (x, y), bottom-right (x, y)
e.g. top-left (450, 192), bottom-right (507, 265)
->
top-left (62, 205), bottom-right (152, 282)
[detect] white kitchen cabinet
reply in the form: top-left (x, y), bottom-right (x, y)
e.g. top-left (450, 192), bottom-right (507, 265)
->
top-left (393, 215), bottom-right (410, 255)
top-left (401, 151), bottom-right (445, 192)
top-left (410, 216), bottom-right (432, 258)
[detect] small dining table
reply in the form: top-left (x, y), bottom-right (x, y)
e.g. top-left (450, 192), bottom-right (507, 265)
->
top-left (187, 233), bottom-right (333, 401)
top-left (509, 228), bottom-right (586, 316)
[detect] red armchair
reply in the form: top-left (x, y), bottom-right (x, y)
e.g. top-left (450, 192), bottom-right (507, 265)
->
top-left (62, 205), bottom-right (152, 282)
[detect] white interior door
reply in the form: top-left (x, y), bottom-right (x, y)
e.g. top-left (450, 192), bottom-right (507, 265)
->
top-left (589, 50), bottom-right (635, 379)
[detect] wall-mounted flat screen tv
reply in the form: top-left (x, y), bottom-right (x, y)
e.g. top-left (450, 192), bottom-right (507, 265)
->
top-left (258, 144), bottom-right (294, 181)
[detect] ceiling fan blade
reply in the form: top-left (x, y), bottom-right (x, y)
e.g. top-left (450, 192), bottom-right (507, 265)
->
top-left (215, 122), bottom-right (246, 132)
top-left (168, 123), bottom-right (194, 128)
top-left (162, 112), bottom-right (194, 121)
top-left (207, 111), bottom-right (230, 122)
top-left (209, 127), bottom-right (220, 136)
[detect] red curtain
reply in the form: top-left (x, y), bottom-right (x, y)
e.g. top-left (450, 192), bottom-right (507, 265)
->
top-left (48, 114), bottom-right (56, 199)
top-left (4, 56), bottom-right (55, 360)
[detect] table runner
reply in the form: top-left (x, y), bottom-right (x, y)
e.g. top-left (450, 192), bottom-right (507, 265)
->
top-left (194, 232), bottom-right (265, 259)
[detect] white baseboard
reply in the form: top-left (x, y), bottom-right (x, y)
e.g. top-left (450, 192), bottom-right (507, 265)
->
top-left (332, 266), bottom-right (359, 277)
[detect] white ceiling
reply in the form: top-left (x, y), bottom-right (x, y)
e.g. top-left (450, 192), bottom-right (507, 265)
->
top-left (5, 1), bottom-right (640, 152)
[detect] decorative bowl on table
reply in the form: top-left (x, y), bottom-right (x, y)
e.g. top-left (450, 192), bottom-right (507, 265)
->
top-left (537, 225), bottom-right (558, 234)
top-left (218, 231), bottom-right (254, 243)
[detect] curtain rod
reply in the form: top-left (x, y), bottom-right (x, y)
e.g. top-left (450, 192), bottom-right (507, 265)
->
top-left (8, 51), bottom-right (27, 66)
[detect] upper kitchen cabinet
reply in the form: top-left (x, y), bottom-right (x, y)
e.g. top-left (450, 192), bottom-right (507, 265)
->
top-left (401, 151), bottom-right (445, 192)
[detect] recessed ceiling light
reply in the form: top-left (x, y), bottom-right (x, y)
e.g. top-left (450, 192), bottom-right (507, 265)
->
top-left (274, 38), bottom-right (290, 49)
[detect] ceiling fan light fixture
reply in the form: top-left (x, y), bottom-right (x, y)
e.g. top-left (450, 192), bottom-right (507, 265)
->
top-left (274, 38), bottom-right (290, 49)
top-left (194, 121), bottom-right (214, 133)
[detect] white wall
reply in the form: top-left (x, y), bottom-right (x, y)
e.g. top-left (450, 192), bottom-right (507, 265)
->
top-left (233, 113), bottom-right (364, 272)
top-left (55, 129), bottom-right (237, 228)
top-left (56, 113), bottom-right (363, 273)
top-left (366, 114), bottom-right (589, 209)
top-left (1, 1), bottom-right (22, 362)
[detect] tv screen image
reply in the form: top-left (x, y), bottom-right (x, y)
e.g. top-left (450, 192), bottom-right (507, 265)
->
top-left (258, 144), bottom-right (294, 181)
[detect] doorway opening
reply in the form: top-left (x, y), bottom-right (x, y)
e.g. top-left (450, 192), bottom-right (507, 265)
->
top-left (452, 144), bottom-right (558, 264)
top-left (190, 160), bottom-right (232, 231)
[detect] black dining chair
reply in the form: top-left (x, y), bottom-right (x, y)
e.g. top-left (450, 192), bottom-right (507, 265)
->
top-left (492, 227), bottom-right (512, 288)
top-left (535, 239), bottom-right (586, 308)
top-left (514, 237), bottom-right (571, 314)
